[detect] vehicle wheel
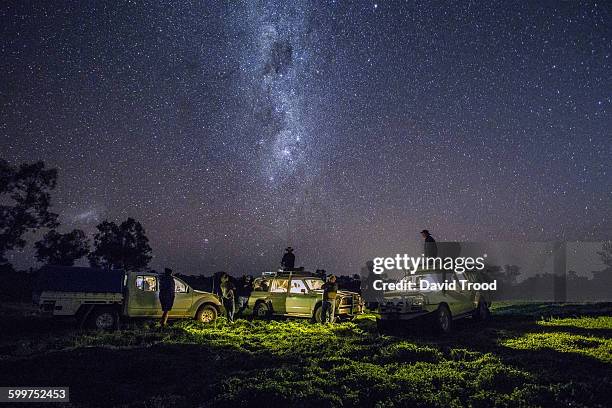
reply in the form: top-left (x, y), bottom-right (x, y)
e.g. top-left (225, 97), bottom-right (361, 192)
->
top-left (195, 304), bottom-right (217, 323)
top-left (313, 305), bottom-right (323, 323)
top-left (253, 301), bottom-right (271, 320)
top-left (433, 304), bottom-right (452, 334)
top-left (473, 301), bottom-right (490, 322)
top-left (88, 308), bottom-right (118, 331)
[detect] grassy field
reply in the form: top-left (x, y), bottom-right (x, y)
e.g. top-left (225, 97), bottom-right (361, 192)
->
top-left (0, 302), bottom-right (610, 407)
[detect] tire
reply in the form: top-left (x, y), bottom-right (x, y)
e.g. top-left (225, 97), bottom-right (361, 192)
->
top-left (88, 307), bottom-right (118, 331)
top-left (473, 301), bottom-right (490, 322)
top-left (433, 304), bottom-right (452, 334)
top-left (312, 305), bottom-right (323, 323)
top-left (195, 304), bottom-right (218, 323)
top-left (253, 301), bottom-right (271, 320)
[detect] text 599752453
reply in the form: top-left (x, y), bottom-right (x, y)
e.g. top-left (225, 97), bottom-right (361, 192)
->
top-left (0, 387), bottom-right (69, 402)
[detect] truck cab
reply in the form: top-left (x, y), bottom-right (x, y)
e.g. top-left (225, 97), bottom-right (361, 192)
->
top-left (126, 273), bottom-right (196, 318)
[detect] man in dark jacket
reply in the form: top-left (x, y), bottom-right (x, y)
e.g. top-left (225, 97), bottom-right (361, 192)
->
top-left (220, 273), bottom-right (236, 323)
top-left (421, 229), bottom-right (438, 258)
top-left (320, 275), bottom-right (338, 323)
top-left (281, 247), bottom-right (295, 270)
top-left (236, 275), bottom-right (253, 317)
top-left (159, 268), bottom-right (175, 327)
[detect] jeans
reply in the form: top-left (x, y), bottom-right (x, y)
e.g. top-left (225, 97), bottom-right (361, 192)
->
top-left (237, 296), bottom-right (249, 316)
top-left (321, 300), bottom-right (335, 323)
top-left (223, 298), bottom-right (235, 322)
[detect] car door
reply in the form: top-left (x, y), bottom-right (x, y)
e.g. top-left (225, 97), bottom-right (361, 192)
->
top-left (168, 278), bottom-right (193, 317)
top-left (432, 271), bottom-right (468, 317)
top-left (127, 274), bottom-right (161, 317)
top-left (268, 278), bottom-right (288, 314)
top-left (449, 272), bottom-right (476, 315)
top-left (286, 278), bottom-right (315, 316)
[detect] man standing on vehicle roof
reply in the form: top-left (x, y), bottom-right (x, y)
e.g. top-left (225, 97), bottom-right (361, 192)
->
top-left (321, 275), bottom-right (338, 323)
top-left (159, 268), bottom-right (175, 327)
top-left (281, 246), bottom-right (295, 270)
top-left (421, 229), bottom-right (438, 258)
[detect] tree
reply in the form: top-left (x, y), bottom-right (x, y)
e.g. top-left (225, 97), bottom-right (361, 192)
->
top-left (88, 218), bottom-right (152, 271)
top-left (0, 159), bottom-right (58, 265)
top-left (35, 229), bottom-right (90, 266)
top-left (597, 241), bottom-right (612, 269)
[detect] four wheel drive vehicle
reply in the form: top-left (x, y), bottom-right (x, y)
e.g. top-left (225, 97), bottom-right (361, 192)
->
top-left (377, 269), bottom-right (492, 333)
top-left (34, 266), bottom-right (222, 330)
top-left (249, 271), bottom-right (364, 322)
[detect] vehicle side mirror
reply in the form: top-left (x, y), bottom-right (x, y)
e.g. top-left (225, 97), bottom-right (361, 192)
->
top-left (301, 289), bottom-right (306, 294)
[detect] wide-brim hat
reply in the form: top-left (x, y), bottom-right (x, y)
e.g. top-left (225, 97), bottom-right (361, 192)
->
top-left (420, 230), bottom-right (430, 234)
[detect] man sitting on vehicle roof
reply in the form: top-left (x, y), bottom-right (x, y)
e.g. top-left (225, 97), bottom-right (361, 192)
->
top-left (281, 246), bottom-right (296, 270)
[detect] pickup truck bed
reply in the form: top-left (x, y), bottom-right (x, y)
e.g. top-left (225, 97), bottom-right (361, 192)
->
top-left (39, 291), bottom-right (123, 315)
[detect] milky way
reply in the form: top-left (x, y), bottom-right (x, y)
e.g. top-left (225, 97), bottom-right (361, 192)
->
top-left (1, 1), bottom-right (610, 275)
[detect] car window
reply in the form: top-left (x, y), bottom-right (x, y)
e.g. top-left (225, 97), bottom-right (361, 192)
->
top-left (136, 276), bottom-right (157, 292)
top-left (253, 278), bottom-right (270, 291)
top-left (399, 273), bottom-right (448, 291)
top-left (174, 278), bottom-right (188, 293)
top-left (290, 279), bottom-right (307, 294)
top-left (304, 279), bottom-right (324, 290)
top-left (270, 279), bottom-right (288, 293)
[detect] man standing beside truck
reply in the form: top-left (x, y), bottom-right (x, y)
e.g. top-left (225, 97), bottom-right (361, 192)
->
top-left (220, 273), bottom-right (236, 323)
top-left (159, 268), bottom-right (176, 327)
top-left (321, 275), bottom-right (338, 323)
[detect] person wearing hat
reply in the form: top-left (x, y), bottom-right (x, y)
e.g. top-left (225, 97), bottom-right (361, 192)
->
top-left (159, 268), bottom-right (176, 327)
top-left (421, 229), bottom-right (438, 258)
top-left (220, 273), bottom-right (236, 323)
top-left (281, 246), bottom-right (295, 270)
top-left (320, 274), bottom-right (338, 323)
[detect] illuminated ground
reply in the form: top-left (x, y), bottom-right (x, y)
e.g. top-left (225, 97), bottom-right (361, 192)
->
top-left (0, 302), bottom-right (610, 407)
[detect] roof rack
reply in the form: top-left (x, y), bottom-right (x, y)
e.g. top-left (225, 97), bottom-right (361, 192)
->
top-left (260, 270), bottom-right (319, 278)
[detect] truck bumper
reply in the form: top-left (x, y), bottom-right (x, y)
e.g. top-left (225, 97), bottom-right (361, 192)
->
top-left (379, 311), bottom-right (430, 321)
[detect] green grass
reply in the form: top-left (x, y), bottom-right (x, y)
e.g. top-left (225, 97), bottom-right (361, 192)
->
top-left (0, 303), bottom-right (610, 407)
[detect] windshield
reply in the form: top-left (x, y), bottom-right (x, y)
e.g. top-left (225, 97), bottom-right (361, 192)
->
top-left (399, 273), bottom-right (451, 288)
top-left (304, 278), bottom-right (324, 290)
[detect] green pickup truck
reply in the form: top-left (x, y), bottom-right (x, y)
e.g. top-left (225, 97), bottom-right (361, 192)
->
top-left (35, 266), bottom-right (222, 330)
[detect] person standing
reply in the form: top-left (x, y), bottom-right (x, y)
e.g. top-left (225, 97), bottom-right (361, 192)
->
top-left (281, 247), bottom-right (295, 270)
top-left (159, 268), bottom-right (175, 327)
top-left (421, 229), bottom-right (438, 258)
top-left (320, 275), bottom-right (338, 323)
top-left (236, 275), bottom-right (253, 317)
top-left (220, 273), bottom-right (236, 323)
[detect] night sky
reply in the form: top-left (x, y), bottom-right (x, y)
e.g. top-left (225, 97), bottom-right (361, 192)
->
top-left (1, 1), bottom-right (610, 275)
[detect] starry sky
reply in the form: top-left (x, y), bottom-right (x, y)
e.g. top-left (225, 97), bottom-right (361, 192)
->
top-left (1, 1), bottom-right (610, 276)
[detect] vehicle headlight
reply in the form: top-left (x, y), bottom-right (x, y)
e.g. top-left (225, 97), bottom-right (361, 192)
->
top-left (409, 295), bottom-right (425, 306)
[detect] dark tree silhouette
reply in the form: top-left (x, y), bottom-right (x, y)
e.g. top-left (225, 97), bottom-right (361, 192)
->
top-left (88, 218), bottom-right (152, 271)
top-left (597, 241), bottom-right (612, 269)
top-left (0, 159), bottom-right (58, 265)
top-left (35, 229), bottom-right (90, 266)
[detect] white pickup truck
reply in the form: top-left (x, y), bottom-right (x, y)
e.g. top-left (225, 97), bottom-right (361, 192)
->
top-left (34, 266), bottom-right (222, 330)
